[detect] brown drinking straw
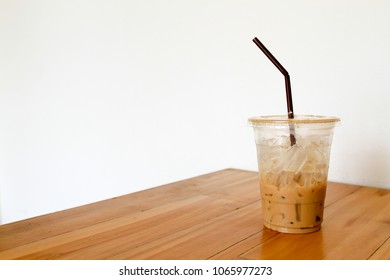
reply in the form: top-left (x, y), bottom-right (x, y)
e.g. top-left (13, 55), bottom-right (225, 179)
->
top-left (252, 37), bottom-right (296, 146)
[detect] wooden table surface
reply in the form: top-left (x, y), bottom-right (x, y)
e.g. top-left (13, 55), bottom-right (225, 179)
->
top-left (0, 168), bottom-right (389, 260)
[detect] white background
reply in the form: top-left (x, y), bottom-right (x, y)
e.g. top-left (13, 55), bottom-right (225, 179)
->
top-left (0, 0), bottom-right (389, 224)
top-left (0, 260), bottom-right (389, 280)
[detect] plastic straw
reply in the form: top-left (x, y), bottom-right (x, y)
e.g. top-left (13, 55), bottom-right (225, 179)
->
top-left (252, 37), bottom-right (296, 146)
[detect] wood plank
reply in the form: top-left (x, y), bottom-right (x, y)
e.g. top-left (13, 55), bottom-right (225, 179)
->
top-left (106, 202), bottom-right (263, 260)
top-left (0, 195), bottom-right (243, 259)
top-left (0, 169), bottom-right (258, 259)
top-left (0, 168), bottom-right (248, 251)
top-left (322, 187), bottom-right (390, 259)
top-left (208, 230), bottom-right (277, 260)
top-left (324, 181), bottom-right (360, 206)
top-left (21, 172), bottom-right (259, 260)
top-left (369, 237), bottom-right (390, 259)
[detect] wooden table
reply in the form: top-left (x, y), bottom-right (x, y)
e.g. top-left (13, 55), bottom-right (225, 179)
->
top-left (0, 168), bottom-right (389, 260)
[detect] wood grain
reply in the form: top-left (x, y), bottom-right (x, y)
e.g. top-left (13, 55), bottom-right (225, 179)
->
top-left (0, 169), bottom-right (389, 260)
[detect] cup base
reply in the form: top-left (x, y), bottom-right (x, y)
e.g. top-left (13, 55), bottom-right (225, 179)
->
top-left (263, 221), bottom-right (321, 234)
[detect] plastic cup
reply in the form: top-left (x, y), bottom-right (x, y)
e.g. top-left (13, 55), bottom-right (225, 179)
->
top-left (248, 115), bottom-right (340, 233)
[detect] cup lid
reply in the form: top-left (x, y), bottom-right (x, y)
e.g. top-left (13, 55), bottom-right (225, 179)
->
top-left (248, 115), bottom-right (340, 125)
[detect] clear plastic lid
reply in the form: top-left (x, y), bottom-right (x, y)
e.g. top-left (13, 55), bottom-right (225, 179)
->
top-left (248, 115), bottom-right (340, 126)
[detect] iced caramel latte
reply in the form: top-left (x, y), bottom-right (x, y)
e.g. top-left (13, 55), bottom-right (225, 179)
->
top-left (249, 115), bottom-right (339, 233)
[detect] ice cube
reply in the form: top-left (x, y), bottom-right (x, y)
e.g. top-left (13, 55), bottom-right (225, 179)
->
top-left (279, 171), bottom-right (294, 189)
top-left (313, 171), bottom-right (325, 184)
top-left (298, 172), bottom-right (315, 188)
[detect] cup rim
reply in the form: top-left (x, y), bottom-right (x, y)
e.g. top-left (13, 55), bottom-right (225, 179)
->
top-left (248, 115), bottom-right (340, 125)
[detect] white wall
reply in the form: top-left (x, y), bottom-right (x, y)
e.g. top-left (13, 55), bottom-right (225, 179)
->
top-left (1, 0), bottom-right (389, 224)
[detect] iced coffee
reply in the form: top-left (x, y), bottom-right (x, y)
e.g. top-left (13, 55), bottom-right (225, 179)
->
top-left (249, 115), bottom-right (339, 233)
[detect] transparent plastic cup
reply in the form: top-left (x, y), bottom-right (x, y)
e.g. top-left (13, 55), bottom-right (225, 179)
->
top-left (248, 115), bottom-right (340, 233)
